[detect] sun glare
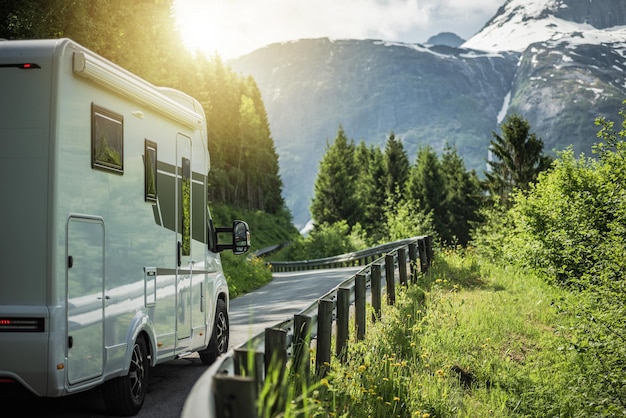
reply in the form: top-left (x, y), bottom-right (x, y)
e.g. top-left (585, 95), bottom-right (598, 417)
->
top-left (174, 0), bottom-right (253, 60)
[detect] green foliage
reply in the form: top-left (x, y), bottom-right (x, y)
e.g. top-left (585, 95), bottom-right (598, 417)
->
top-left (511, 149), bottom-right (608, 286)
top-left (440, 144), bottom-right (484, 246)
top-left (309, 129), bottom-right (483, 249)
top-left (468, 200), bottom-right (514, 263)
top-left (220, 252), bottom-right (272, 298)
top-left (283, 220), bottom-right (366, 261)
top-left (207, 77), bottom-right (286, 214)
top-left (310, 126), bottom-right (360, 227)
top-left (471, 102), bottom-right (626, 413)
top-left (384, 199), bottom-right (435, 243)
top-left (484, 114), bottom-right (553, 206)
top-left (406, 146), bottom-right (447, 240)
top-left (383, 131), bottom-right (410, 204)
top-left (354, 142), bottom-right (388, 243)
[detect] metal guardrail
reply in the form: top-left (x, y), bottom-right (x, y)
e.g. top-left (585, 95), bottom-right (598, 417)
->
top-left (268, 237), bottom-right (432, 272)
top-left (181, 235), bottom-right (432, 418)
top-left (249, 241), bottom-right (291, 258)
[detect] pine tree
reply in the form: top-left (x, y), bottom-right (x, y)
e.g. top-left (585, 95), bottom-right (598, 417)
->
top-left (354, 142), bottom-right (388, 242)
top-left (383, 131), bottom-right (410, 204)
top-left (406, 146), bottom-right (446, 238)
top-left (485, 114), bottom-right (552, 205)
top-left (310, 126), bottom-right (359, 227)
top-left (440, 144), bottom-right (483, 246)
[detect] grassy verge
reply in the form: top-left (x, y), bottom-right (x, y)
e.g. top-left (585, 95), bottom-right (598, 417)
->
top-left (277, 248), bottom-right (588, 417)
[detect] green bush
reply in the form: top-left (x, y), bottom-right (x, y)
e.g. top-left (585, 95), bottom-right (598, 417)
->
top-left (281, 220), bottom-right (367, 261)
top-left (221, 252), bottom-right (272, 298)
top-left (470, 104), bottom-right (626, 413)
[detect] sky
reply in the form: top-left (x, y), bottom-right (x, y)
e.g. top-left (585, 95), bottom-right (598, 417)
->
top-left (174, 0), bottom-right (504, 60)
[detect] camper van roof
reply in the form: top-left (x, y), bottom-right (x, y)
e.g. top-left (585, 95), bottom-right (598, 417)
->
top-left (0, 38), bottom-right (205, 129)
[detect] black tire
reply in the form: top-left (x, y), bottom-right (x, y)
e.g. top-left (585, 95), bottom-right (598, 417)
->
top-left (102, 336), bottom-right (150, 416)
top-left (199, 298), bottom-right (229, 365)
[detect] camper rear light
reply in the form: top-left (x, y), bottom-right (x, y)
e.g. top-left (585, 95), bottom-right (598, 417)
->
top-left (0, 317), bottom-right (44, 332)
top-left (0, 63), bottom-right (41, 69)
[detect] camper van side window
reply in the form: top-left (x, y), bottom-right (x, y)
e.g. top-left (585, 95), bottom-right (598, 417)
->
top-left (144, 139), bottom-right (157, 201)
top-left (91, 103), bottom-right (124, 174)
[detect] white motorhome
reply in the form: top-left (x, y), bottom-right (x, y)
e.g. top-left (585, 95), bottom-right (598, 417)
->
top-left (0, 38), bottom-right (250, 416)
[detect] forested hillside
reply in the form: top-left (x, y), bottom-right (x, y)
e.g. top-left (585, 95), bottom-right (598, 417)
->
top-left (0, 0), bottom-right (288, 219)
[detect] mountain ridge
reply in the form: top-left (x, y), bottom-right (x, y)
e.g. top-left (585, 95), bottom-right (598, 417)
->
top-left (230, 0), bottom-right (626, 228)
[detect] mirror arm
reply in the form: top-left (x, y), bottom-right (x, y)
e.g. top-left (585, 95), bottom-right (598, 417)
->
top-left (215, 244), bottom-right (231, 253)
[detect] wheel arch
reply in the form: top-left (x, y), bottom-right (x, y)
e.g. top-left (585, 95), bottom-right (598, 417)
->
top-left (123, 312), bottom-right (157, 370)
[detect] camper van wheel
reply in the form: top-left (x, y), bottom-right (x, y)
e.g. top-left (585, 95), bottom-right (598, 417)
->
top-left (199, 299), bottom-right (229, 365)
top-left (103, 336), bottom-right (150, 416)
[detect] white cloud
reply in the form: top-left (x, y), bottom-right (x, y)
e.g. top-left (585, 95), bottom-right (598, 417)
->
top-left (175, 0), bottom-right (504, 59)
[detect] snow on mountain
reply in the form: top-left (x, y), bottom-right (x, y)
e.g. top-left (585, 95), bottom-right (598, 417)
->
top-left (462, 0), bottom-right (626, 53)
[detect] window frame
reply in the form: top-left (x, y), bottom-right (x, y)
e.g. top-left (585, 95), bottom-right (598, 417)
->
top-left (144, 139), bottom-right (157, 202)
top-left (91, 103), bottom-right (124, 174)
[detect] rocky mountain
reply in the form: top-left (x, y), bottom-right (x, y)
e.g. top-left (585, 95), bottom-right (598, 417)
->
top-left (427, 32), bottom-right (465, 47)
top-left (230, 0), bottom-right (626, 229)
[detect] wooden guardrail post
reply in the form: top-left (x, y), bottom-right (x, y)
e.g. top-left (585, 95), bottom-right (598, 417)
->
top-left (426, 235), bottom-right (434, 268)
top-left (355, 273), bottom-right (366, 341)
top-left (265, 327), bottom-right (287, 372)
top-left (398, 247), bottom-right (408, 286)
top-left (336, 287), bottom-right (350, 362)
top-left (264, 328), bottom-right (288, 416)
top-left (233, 348), bottom-right (264, 396)
top-left (293, 314), bottom-right (311, 384)
top-left (316, 298), bottom-right (334, 378)
top-left (385, 254), bottom-right (396, 305)
top-left (371, 263), bottom-right (382, 321)
top-left (213, 374), bottom-right (258, 418)
top-left (419, 238), bottom-right (428, 273)
top-left (408, 242), bottom-right (418, 283)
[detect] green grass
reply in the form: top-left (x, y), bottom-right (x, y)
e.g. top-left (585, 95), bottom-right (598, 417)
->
top-left (265, 248), bottom-right (597, 417)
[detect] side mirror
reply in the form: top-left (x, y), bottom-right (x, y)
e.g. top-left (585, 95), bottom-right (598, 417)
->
top-left (213, 220), bottom-right (251, 254)
top-left (232, 220), bottom-right (251, 255)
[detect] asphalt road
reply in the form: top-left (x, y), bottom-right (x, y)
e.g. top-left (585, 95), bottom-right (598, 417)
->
top-left (10, 266), bottom-right (362, 418)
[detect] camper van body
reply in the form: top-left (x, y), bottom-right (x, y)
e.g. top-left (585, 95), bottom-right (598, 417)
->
top-left (0, 38), bottom-right (247, 414)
